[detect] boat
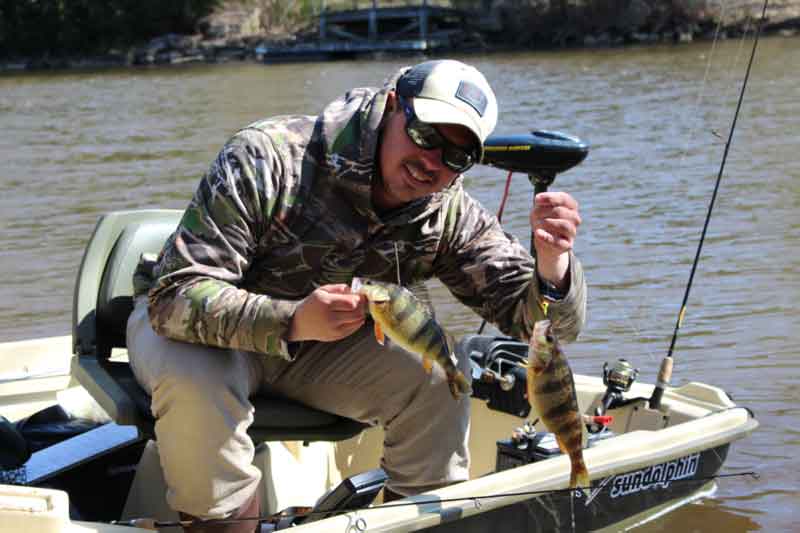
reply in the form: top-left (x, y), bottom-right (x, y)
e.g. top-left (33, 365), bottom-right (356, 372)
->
top-left (0, 131), bottom-right (757, 532)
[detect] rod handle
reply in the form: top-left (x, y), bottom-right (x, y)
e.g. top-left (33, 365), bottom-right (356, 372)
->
top-left (530, 178), bottom-right (551, 255)
top-left (649, 357), bottom-right (674, 409)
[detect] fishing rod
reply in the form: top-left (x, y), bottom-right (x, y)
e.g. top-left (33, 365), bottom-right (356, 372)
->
top-left (649, 0), bottom-right (769, 410)
top-left (116, 471), bottom-right (759, 530)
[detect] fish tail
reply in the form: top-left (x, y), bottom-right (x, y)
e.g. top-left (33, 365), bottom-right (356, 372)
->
top-left (570, 458), bottom-right (591, 499)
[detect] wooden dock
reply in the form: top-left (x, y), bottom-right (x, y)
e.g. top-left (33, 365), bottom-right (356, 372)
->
top-left (262, 1), bottom-right (476, 62)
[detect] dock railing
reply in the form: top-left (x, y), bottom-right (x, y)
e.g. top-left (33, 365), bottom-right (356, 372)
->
top-left (317, 1), bottom-right (486, 13)
top-left (316, 0), bottom-right (483, 42)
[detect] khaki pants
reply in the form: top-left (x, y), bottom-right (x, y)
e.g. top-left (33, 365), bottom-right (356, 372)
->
top-left (126, 297), bottom-right (471, 519)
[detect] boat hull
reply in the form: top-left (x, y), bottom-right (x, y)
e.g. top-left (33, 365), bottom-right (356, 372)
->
top-left (422, 444), bottom-right (728, 532)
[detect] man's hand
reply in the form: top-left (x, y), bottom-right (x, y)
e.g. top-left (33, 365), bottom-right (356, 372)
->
top-left (530, 192), bottom-right (582, 290)
top-left (288, 284), bottom-right (367, 342)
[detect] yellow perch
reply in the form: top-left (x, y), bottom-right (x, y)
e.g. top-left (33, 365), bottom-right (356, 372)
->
top-left (351, 277), bottom-right (472, 400)
top-left (527, 319), bottom-right (590, 496)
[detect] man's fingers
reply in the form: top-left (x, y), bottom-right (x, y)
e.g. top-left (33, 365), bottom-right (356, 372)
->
top-left (535, 228), bottom-right (573, 252)
top-left (535, 192), bottom-right (578, 210)
top-left (532, 217), bottom-right (576, 247)
top-left (535, 228), bottom-right (554, 244)
top-left (327, 295), bottom-right (358, 308)
top-left (333, 306), bottom-right (367, 322)
top-left (535, 206), bottom-right (582, 226)
top-left (538, 218), bottom-right (576, 240)
top-left (319, 283), bottom-right (354, 294)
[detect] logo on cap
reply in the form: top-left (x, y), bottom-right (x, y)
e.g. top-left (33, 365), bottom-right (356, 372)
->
top-left (455, 81), bottom-right (487, 117)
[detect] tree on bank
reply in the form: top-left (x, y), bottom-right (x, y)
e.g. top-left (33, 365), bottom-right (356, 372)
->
top-left (0, 0), bottom-right (220, 58)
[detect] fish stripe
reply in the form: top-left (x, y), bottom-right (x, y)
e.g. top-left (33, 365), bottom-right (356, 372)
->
top-left (551, 416), bottom-right (582, 437)
top-left (388, 285), bottom-right (410, 321)
top-left (534, 378), bottom-right (564, 395)
top-left (409, 317), bottom-right (434, 344)
top-left (392, 294), bottom-right (417, 324)
top-left (543, 401), bottom-right (575, 422)
top-left (424, 326), bottom-right (444, 356)
top-left (565, 432), bottom-right (583, 450)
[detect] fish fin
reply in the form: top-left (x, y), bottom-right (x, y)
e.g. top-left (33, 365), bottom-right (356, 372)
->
top-left (447, 371), bottom-right (473, 400)
top-left (554, 434), bottom-right (569, 455)
top-left (444, 331), bottom-right (456, 352)
top-left (374, 322), bottom-right (385, 346)
top-left (570, 462), bottom-right (592, 499)
top-left (581, 423), bottom-right (588, 450)
top-left (422, 358), bottom-right (433, 373)
top-left (455, 371), bottom-right (473, 397)
top-left (448, 381), bottom-right (461, 400)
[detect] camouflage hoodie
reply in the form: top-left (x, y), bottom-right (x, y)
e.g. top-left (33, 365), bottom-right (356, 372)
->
top-left (146, 71), bottom-right (587, 360)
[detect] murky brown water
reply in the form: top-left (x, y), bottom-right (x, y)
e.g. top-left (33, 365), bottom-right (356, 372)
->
top-left (1, 37), bottom-right (797, 530)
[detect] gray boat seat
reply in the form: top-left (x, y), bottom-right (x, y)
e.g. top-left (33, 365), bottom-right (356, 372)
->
top-left (71, 209), bottom-right (366, 442)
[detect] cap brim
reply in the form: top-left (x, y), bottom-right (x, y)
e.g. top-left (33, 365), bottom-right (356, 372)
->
top-left (412, 98), bottom-right (484, 160)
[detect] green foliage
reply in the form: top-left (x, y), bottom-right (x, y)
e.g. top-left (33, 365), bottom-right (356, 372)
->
top-left (0, 0), bottom-right (221, 59)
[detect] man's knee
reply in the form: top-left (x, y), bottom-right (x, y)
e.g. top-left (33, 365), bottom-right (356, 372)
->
top-left (152, 373), bottom-right (260, 519)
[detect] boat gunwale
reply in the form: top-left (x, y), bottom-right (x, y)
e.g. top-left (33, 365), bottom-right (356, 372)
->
top-left (286, 407), bottom-right (756, 532)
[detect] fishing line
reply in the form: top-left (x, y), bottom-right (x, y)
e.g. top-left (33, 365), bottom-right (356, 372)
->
top-left (615, 4), bottom-right (749, 373)
top-left (117, 471), bottom-right (759, 529)
top-left (623, 3), bottom-right (744, 370)
top-left (674, 0), bottom-right (726, 174)
top-left (707, 15), bottom-right (754, 151)
top-left (649, 0), bottom-right (769, 410)
top-left (394, 241), bottom-right (401, 286)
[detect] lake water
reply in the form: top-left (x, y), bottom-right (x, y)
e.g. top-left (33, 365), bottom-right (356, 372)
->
top-left (1, 36), bottom-right (797, 531)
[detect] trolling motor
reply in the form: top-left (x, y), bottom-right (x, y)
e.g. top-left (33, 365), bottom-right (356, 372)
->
top-left (482, 130), bottom-right (590, 188)
top-left (474, 130), bottom-right (589, 336)
top-left (484, 130), bottom-right (588, 265)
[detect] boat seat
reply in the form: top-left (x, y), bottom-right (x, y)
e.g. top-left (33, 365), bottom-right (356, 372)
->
top-left (71, 210), bottom-right (366, 442)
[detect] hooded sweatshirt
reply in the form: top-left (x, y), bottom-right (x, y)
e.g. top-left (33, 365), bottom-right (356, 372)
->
top-left (145, 72), bottom-right (586, 360)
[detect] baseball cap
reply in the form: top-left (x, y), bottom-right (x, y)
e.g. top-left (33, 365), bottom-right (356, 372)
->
top-left (396, 60), bottom-right (498, 160)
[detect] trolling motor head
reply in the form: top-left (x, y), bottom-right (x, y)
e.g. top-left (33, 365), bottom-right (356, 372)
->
top-left (479, 130), bottom-right (589, 258)
top-left (482, 130), bottom-right (589, 192)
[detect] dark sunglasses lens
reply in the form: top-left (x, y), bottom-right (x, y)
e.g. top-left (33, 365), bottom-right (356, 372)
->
top-left (406, 121), bottom-right (441, 150)
top-left (443, 148), bottom-right (474, 172)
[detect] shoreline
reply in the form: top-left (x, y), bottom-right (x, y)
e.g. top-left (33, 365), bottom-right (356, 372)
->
top-left (2, 16), bottom-right (798, 75)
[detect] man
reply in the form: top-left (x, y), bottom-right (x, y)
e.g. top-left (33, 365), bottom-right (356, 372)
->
top-left (127, 59), bottom-right (586, 532)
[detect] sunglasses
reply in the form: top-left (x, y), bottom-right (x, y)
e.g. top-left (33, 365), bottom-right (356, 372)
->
top-left (399, 96), bottom-right (478, 173)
